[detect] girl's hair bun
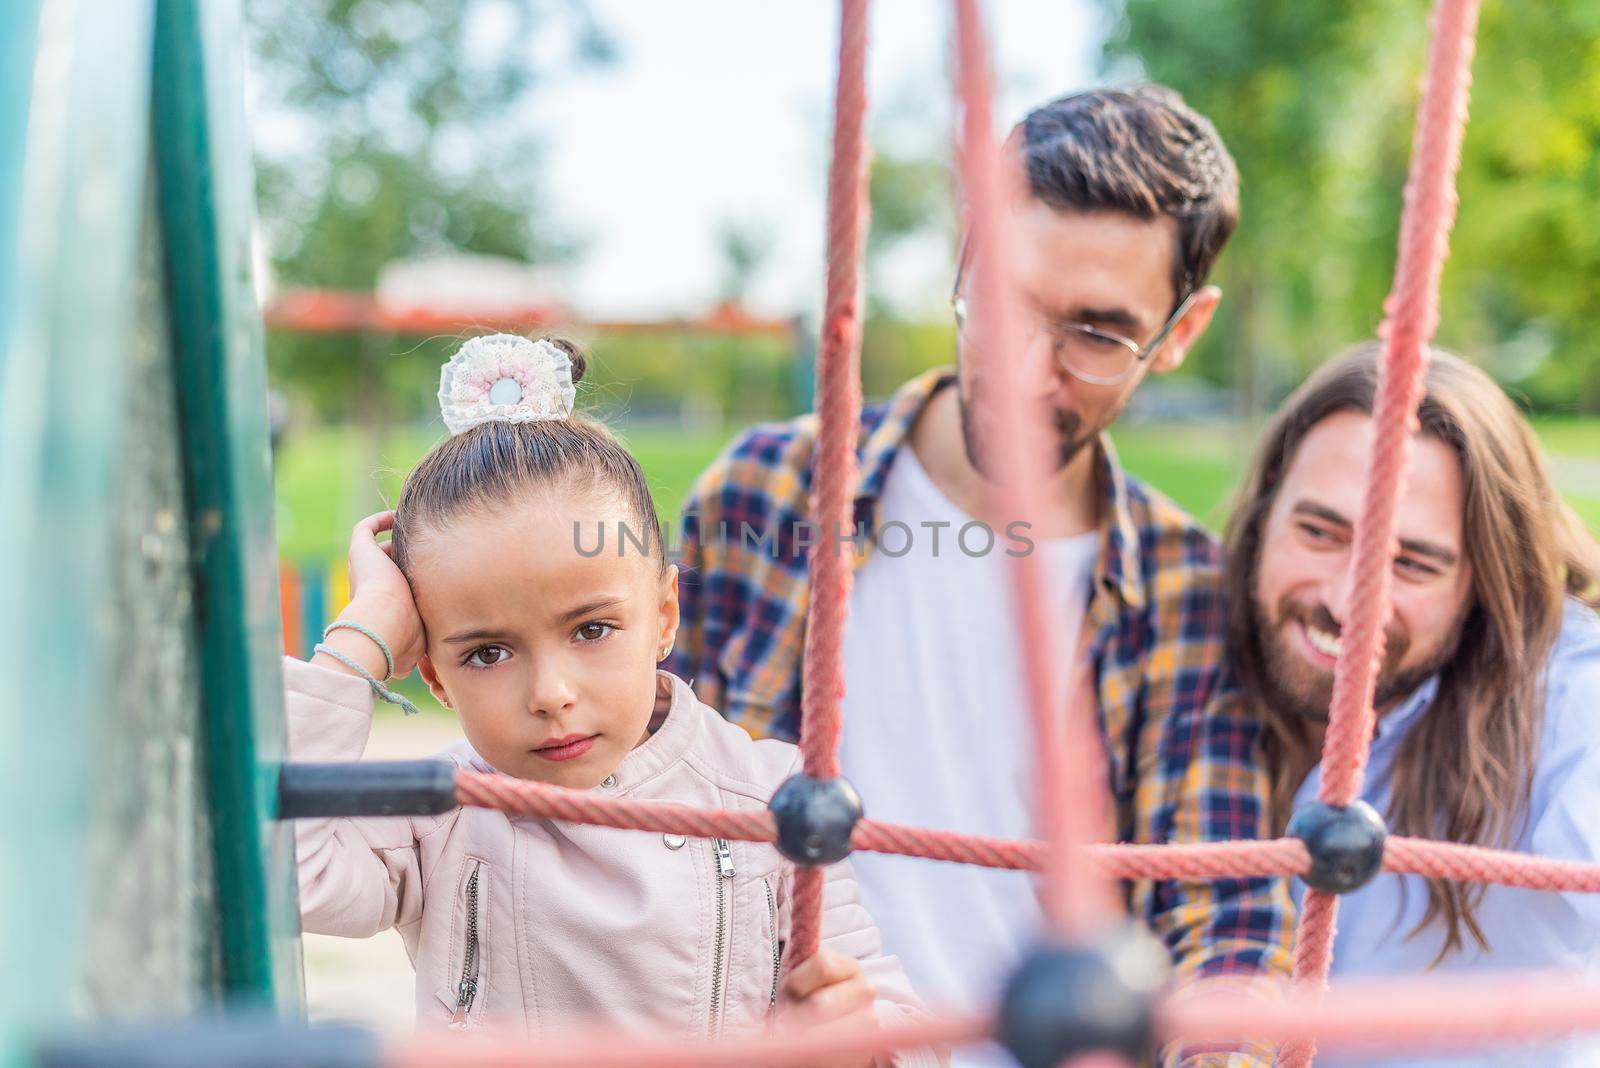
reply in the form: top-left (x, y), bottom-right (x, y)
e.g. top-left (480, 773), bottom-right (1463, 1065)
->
top-left (397, 327), bottom-right (665, 576)
top-left (545, 336), bottom-right (587, 386)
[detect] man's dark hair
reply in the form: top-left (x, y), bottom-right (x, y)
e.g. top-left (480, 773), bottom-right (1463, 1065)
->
top-left (1017, 84), bottom-right (1240, 304)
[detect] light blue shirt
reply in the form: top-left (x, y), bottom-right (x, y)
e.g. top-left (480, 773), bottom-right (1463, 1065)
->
top-left (1291, 598), bottom-right (1600, 1067)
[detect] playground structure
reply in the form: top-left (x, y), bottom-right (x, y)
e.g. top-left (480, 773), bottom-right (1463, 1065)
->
top-left (1, 0), bottom-right (302, 1050)
top-left (6, 1), bottom-right (1600, 1067)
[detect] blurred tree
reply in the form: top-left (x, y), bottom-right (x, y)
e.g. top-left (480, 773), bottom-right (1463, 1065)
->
top-left (713, 217), bottom-right (775, 306)
top-left (249, 0), bottom-right (613, 421)
top-left (1449, 1), bottom-right (1600, 412)
top-left (861, 147), bottom-right (958, 398)
top-left (867, 151), bottom-right (949, 258)
top-left (1099, 0), bottom-right (1600, 413)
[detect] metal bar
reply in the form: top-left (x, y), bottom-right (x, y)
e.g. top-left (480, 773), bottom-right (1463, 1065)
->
top-left (0, 0), bottom-right (157, 1060)
top-left (278, 762), bottom-right (459, 820)
top-left (150, 0), bottom-right (303, 1007)
top-left (36, 1019), bottom-right (377, 1068)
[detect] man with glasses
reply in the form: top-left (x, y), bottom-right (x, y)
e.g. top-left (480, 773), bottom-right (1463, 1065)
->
top-left (666, 86), bottom-right (1290, 1066)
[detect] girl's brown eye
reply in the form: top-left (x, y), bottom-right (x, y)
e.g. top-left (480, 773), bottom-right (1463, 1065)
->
top-left (576, 622), bottom-right (615, 642)
top-left (468, 645), bottom-right (508, 668)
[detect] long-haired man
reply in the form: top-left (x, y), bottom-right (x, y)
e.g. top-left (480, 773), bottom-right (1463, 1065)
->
top-left (1226, 343), bottom-right (1600, 1067)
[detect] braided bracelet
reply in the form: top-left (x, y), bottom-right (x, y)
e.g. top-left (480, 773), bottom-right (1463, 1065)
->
top-left (322, 619), bottom-right (396, 679)
top-left (313, 643), bottom-right (421, 717)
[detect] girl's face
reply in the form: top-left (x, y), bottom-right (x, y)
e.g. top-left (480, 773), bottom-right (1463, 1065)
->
top-left (411, 490), bottom-right (678, 789)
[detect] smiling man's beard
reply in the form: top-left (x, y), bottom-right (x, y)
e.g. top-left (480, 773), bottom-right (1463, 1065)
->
top-left (1251, 594), bottom-right (1462, 723)
top-left (956, 381), bottom-right (1102, 480)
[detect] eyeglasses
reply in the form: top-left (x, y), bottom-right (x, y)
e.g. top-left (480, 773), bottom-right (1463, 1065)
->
top-left (951, 249), bottom-right (1199, 387)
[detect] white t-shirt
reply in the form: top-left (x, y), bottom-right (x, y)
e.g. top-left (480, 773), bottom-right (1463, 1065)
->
top-left (839, 445), bottom-right (1098, 1066)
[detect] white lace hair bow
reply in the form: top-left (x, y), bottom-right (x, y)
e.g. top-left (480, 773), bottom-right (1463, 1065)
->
top-left (438, 334), bottom-right (577, 435)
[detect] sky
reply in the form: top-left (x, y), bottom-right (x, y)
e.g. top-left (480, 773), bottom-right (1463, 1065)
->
top-left (537, 1), bottom-right (1103, 320)
top-left (248, 1), bottom-right (1107, 321)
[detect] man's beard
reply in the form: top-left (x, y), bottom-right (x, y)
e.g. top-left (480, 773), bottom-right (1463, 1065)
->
top-left (956, 380), bottom-right (1103, 480)
top-left (1251, 594), bottom-right (1462, 723)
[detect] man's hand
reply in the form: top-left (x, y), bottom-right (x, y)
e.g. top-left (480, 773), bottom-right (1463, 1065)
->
top-left (775, 949), bottom-right (878, 1068)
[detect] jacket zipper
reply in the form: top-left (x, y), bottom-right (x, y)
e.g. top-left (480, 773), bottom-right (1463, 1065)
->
top-left (449, 862), bottom-right (482, 1030)
top-left (765, 878), bottom-right (781, 1010)
top-left (709, 838), bottom-right (736, 1035)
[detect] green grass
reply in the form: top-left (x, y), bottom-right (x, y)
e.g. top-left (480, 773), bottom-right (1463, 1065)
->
top-left (273, 422), bottom-right (741, 564)
top-left (616, 424), bottom-right (739, 518)
top-left (274, 416), bottom-right (1600, 568)
top-left (1113, 422), bottom-right (1600, 536)
top-left (275, 413), bottom-right (1597, 718)
top-left (1109, 424), bottom-right (1253, 530)
top-left (1529, 415), bottom-right (1600, 457)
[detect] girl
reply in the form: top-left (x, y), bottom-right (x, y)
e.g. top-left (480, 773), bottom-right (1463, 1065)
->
top-left (287, 334), bottom-right (941, 1066)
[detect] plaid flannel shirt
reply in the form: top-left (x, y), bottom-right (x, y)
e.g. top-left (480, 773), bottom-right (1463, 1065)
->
top-left (666, 368), bottom-right (1293, 1065)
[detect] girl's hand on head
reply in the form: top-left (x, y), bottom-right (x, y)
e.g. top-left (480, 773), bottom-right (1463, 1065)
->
top-left (314, 511), bottom-right (426, 680)
top-left (775, 950), bottom-right (877, 1068)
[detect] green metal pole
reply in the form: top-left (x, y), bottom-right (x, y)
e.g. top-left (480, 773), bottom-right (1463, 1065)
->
top-left (151, 0), bottom-right (305, 1009)
top-left (0, 2), bottom-right (39, 395)
top-left (0, 1), bottom-right (157, 1063)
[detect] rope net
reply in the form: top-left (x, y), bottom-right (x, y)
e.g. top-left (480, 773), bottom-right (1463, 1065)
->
top-left (381, 0), bottom-right (1599, 1063)
top-left (454, 770), bottom-right (1600, 894)
top-left (1277, 0), bottom-right (1481, 1062)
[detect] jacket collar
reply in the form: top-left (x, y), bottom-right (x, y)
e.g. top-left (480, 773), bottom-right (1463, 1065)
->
top-left (851, 366), bottom-right (1147, 611)
top-left (604, 670), bottom-right (701, 794)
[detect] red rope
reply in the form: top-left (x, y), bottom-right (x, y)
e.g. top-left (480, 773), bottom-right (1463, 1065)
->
top-left (449, 770), bottom-right (1600, 1059)
top-left (1313, 0), bottom-right (1480, 812)
top-left (1382, 837), bottom-right (1600, 892)
top-left (800, 0), bottom-right (870, 785)
top-left (455, 773), bottom-right (776, 841)
top-left (381, 969), bottom-right (1600, 1068)
top-left (790, 0), bottom-right (872, 966)
top-left (854, 821), bottom-right (1314, 880)
top-left (1282, 1), bottom-right (1481, 1064)
top-left (459, 773), bottom-right (1600, 891)
top-left (390, 1012), bottom-right (992, 1068)
top-left (1164, 973), bottom-right (1600, 1053)
top-left (949, 0), bottom-right (1117, 942)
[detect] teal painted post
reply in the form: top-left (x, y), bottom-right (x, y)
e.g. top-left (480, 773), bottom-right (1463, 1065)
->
top-left (151, 0), bottom-right (304, 1008)
top-left (0, 1), bottom-right (158, 1063)
top-left (302, 563), bottom-right (327, 661)
top-left (790, 315), bottom-right (817, 415)
top-left (0, 1), bottom-right (39, 396)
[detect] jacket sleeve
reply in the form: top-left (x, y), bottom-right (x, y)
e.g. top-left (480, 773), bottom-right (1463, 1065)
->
top-left (793, 857), bottom-right (951, 1068)
top-left (1132, 685), bottom-right (1294, 1068)
top-left (283, 655), bottom-right (434, 939)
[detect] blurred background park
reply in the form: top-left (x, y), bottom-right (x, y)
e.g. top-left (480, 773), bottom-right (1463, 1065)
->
top-left (253, 0), bottom-right (1600, 674)
top-left (244, 0), bottom-right (1600, 1031)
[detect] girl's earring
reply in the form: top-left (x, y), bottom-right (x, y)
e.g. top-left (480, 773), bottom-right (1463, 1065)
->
top-left (657, 642), bottom-right (674, 662)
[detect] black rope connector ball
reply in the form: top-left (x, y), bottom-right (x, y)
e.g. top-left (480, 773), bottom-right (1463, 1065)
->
top-left (998, 927), bottom-right (1169, 1068)
top-left (1288, 798), bottom-right (1388, 894)
top-left (767, 773), bottom-right (863, 865)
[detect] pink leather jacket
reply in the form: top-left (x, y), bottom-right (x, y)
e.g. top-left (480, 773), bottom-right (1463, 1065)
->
top-left (286, 657), bottom-right (945, 1065)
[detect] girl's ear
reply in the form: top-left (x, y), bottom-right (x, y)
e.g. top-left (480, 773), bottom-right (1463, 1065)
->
top-left (416, 655), bottom-right (453, 709)
top-left (656, 564), bottom-right (681, 662)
